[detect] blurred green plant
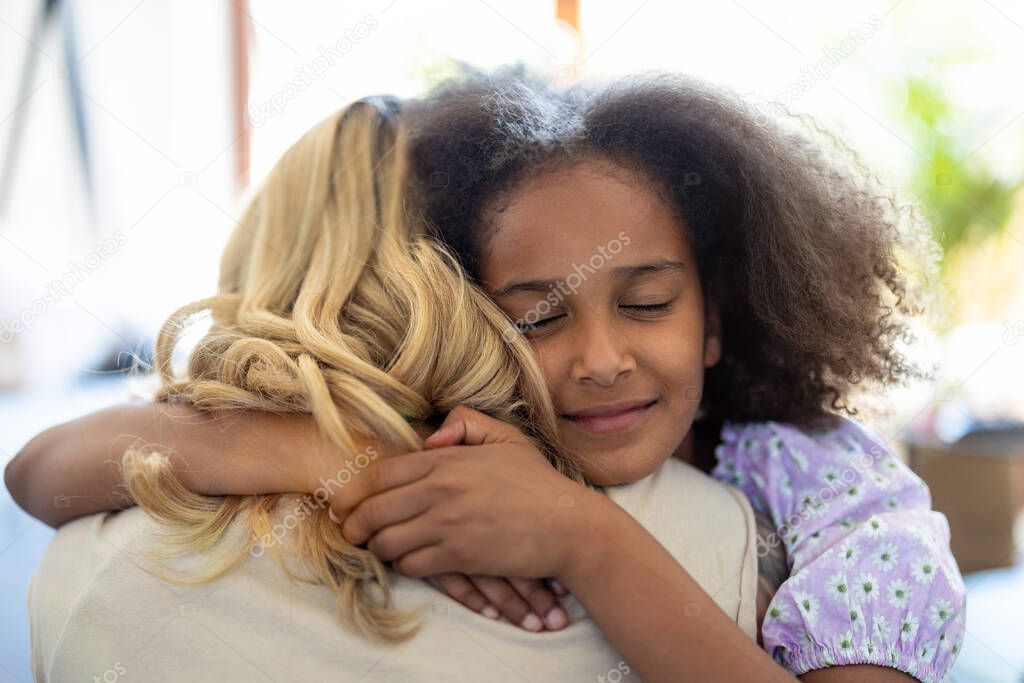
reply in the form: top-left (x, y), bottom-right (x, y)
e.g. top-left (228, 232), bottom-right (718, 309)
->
top-left (901, 76), bottom-right (1022, 264)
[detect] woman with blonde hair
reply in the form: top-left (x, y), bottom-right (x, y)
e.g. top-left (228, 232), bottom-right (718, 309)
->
top-left (21, 93), bottom-right (760, 680)
top-left (124, 93), bottom-right (586, 637)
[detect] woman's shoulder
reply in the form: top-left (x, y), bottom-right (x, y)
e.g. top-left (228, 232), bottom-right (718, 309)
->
top-left (606, 455), bottom-right (757, 558)
top-left (606, 455), bottom-right (761, 640)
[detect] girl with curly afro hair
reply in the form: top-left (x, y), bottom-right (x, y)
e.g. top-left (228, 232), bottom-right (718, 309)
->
top-left (398, 66), bottom-right (962, 682)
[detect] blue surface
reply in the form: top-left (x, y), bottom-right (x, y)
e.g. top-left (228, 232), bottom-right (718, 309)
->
top-left (0, 378), bottom-right (133, 683)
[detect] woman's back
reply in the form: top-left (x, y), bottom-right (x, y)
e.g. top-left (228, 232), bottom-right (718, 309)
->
top-left (30, 456), bottom-right (757, 682)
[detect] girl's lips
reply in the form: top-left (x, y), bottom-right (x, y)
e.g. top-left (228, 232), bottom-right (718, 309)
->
top-left (562, 400), bottom-right (658, 434)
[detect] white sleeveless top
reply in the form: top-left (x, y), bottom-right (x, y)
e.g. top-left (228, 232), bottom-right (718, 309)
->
top-left (29, 457), bottom-right (758, 682)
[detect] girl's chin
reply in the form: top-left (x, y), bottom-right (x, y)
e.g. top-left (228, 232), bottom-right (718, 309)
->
top-left (580, 452), bottom-right (671, 487)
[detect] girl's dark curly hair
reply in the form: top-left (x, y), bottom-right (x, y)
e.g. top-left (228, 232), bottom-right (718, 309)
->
top-left (406, 66), bottom-right (939, 430)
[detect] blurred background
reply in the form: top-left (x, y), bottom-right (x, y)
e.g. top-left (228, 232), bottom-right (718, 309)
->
top-left (1, 1), bottom-right (1022, 680)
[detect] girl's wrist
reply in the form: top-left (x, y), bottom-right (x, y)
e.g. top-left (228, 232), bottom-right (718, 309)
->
top-left (304, 421), bottom-right (435, 492)
top-left (294, 418), bottom-right (349, 494)
top-left (217, 409), bottom-right (337, 496)
top-left (554, 485), bottom-right (621, 588)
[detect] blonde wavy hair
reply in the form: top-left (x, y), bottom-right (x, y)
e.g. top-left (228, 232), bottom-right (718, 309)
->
top-left (122, 97), bottom-right (586, 642)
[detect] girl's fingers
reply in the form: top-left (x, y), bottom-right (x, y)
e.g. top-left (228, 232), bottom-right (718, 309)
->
top-left (340, 480), bottom-right (430, 546)
top-left (546, 578), bottom-right (569, 597)
top-left (366, 518), bottom-right (438, 561)
top-left (431, 573), bottom-right (500, 620)
top-left (424, 411), bottom-right (471, 448)
top-left (467, 575), bottom-right (545, 632)
top-left (423, 418), bottom-right (463, 449)
top-left (509, 577), bottom-right (569, 630)
top-left (424, 405), bottom-right (522, 448)
top-left (328, 451), bottom-right (436, 522)
top-left (346, 485), bottom-right (434, 548)
top-left (390, 543), bottom-right (449, 578)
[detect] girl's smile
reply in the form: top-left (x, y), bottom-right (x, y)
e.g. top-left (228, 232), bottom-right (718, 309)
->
top-left (560, 397), bottom-right (659, 434)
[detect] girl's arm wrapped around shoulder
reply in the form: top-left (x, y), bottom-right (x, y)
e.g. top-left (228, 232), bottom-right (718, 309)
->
top-left (4, 400), bottom-right (345, 527)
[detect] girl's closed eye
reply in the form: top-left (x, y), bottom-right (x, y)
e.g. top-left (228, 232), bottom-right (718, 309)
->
top-left (624, 301), bottom-right (673, 315)
top-left (515, 315), bottom-right (563, 334)
top-left (514, 301), bottom-right (674, 334)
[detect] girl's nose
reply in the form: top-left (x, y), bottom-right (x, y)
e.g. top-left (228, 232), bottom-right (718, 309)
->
top-left (568, 319), bottom-right (636, 386)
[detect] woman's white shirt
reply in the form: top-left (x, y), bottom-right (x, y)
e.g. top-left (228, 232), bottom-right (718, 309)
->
top-left (29, 457), bottom-right (757, 682)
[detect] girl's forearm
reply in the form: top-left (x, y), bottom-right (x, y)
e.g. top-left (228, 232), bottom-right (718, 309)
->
top-left (560, 489), bottom-right (795, 683)
top-left (4, 401), bottom-right (326, 528)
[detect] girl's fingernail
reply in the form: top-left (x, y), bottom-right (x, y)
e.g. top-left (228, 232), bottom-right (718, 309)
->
top-left (544, 607), bottom-right (567, 630)
top-left (482, 604), bottom-right (499, 619)
top-left (548, 579), bottom-right (567, 595)
top-left (520, 613), bottom-right (543, 632)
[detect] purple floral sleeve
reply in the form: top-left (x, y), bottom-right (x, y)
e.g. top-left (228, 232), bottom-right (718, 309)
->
top-left (711, 417), bottom-right (966, 682)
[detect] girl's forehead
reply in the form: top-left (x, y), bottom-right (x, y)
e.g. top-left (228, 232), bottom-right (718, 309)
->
top-left (479, 161), bottom-right (692, 286)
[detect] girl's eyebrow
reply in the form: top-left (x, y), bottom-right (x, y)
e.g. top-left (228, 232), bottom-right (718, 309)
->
top-left (491, 260), bottom-right (686, 297)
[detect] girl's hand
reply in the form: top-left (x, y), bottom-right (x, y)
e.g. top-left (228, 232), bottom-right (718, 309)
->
top-left (336, 405), bottom-right (594, 588)
top-left (430, 573), bottom-right (570, 631)
top-left (419, 417), bottom-right (571, 632)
